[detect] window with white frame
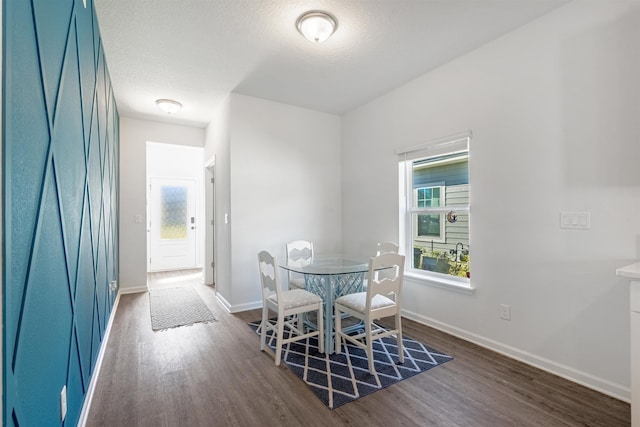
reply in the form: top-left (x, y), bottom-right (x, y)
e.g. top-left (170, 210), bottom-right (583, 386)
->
top-left (398, 134), bottom-right (470, 286)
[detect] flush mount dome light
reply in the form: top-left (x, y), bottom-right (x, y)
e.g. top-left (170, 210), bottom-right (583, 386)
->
top-left (296, 11), bottom-right (337, 43)
top-left (155, 98), bottom-right (182, 114)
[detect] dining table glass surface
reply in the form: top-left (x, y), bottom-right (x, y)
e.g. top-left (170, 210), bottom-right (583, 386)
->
top-left (282, 255), bottom-right (370, 275)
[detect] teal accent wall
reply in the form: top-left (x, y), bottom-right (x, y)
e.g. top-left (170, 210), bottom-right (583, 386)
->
top-left (2, 0), bottom-right (119, 425)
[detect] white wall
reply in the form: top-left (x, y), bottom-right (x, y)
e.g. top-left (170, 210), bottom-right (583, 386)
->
top-left (119, 117), bottom-right (205, 292)
top-left (204, 97), bottom-right (231, 295)
top-left (220, 94), bottom-right (342, 311)
top-left (342, 0), bottom-right (640, 400)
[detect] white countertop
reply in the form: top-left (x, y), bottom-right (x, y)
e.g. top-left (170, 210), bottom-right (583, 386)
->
top-left (616, 261), bottom-right (640, 280)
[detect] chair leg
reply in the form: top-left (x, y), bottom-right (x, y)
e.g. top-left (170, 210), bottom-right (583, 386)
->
top-left (317, 304), bottom-right (324, 354)
top-left (297, 312), bottom-right (304, 333)
top-left (396, 312), bottom-right (404, 364)
top-left (275, 315), bottom-right (285, 366)
top-left (366, 321), bottom-right (375, 374)
top-left (260, 305), bottom-right (268, 351)
top-left (334, 306), bottom-right (342, 354)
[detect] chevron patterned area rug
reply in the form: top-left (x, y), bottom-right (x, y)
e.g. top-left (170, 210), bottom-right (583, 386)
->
top-left (149, 286), bottom-right (217, 331)
top-left (249, 320), bottom-right (452, 409)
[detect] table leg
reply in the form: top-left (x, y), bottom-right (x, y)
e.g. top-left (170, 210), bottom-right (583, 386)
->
top-left (324, 275), bottom-right (333, 353)
top-left (305, 272), bottom-right (365, 354)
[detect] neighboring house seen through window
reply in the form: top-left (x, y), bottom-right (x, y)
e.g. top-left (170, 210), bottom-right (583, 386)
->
top-left (414, 184), bottom-right (445, 242)
top-left (399, 134), bottom-right (471, 288)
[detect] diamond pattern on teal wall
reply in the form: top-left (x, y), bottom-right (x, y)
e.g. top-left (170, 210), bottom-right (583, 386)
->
top-left (76, 197), bottom-right (96, 387)
top-left (52, 20), bottom-right (85, 293)
top-left (14, 169), bottom-right (74, 426)
top-left (32, 0), bottom-right (75, 121)
top-left (4, 0), bottom-right (51, 347)
top-left (75, 0), bottom-right (97, 146)
top-left (3, 0), bottom-right (119, 425)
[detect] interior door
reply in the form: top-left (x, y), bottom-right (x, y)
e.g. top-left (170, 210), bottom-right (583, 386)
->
top-left (149, 177), bottom-right (197, 271)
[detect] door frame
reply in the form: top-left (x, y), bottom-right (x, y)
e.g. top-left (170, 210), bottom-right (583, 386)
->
top-left (145, 142), bottom-right (205, 276)
top-left (205, 155), bottom-right (216, 287)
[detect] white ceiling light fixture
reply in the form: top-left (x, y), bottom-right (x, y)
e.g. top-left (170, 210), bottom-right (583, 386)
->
top-left (296, 11), bottom-right (337, 44)
top-left (155, 98), bottom-right (182, 114)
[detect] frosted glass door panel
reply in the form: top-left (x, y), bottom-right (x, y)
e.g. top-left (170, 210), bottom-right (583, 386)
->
top-left (149, 177), bottom-right (197, 271)
top-left (160, 185), bottom-right (188, 239)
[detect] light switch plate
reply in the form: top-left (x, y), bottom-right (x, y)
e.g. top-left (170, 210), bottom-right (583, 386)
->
top-left (560, 211), bottom-right (590, 230)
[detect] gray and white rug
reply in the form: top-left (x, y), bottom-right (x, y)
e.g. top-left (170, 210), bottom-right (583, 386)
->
top-left (149, 286), bottom-right (217, 331)
top-left (249, 320), bottom-right (452, 409)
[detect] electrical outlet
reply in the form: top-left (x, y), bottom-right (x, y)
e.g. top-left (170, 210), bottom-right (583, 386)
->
top-left (109, 280), bottom-right (118, 292)
top-left (500, 304), bottom-right (511, 321)
top-left (60, 385), bottom-right (67, 421)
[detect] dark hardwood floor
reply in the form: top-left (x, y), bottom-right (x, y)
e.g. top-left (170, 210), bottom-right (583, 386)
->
top-left (86, 277), bottom-right (630, 426)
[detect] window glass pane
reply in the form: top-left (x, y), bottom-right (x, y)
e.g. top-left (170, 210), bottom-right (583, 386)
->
top-left (160, 185), bottom-right (188, 239)
top-left (416, 187), bottom-right (440, 208)
top-left (412, 212), bottom-right (470, 277)
top-left (410, 152), bottom-right (470, 280)
top-left (417, 214), bottom-right (441, 237)
top-left (413, 153), bottom-right (468, 187)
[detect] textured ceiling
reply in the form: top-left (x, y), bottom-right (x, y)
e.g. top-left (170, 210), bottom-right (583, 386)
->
top-left (94, 0), bottom-right (569, 127)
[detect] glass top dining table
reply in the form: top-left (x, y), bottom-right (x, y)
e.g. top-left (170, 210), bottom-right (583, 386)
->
top-left (280, 255), bottom-right (370, 353)
top-left (282, 255), bottom-right (371, 275)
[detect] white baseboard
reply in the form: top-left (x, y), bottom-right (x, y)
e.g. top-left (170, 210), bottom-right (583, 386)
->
top-left (402, 308), bottom-right (631, 403)
top-left (77, 291), bottom-right (122, 426)
top-left (215, 293), bottom-right (232, 312)
top-left (215, 293), bottom-right (262, 313)
top-left (119, 285), bottom-right (148, 294)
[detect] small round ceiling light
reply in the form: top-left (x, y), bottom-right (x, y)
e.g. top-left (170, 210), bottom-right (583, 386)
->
top-left (155, 99), bottom-right (182, 114)
top-left (296, 11), bottom-right (337, 43)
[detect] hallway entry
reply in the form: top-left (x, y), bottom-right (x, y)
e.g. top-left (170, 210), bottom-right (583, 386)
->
top-left (147, 268), bottom-right (204, 291)
top-left (146, 142), bottom-right (204, 273)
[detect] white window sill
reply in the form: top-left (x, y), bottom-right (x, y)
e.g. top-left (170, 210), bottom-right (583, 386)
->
top-left (404, 270), bottom-right (475, 295)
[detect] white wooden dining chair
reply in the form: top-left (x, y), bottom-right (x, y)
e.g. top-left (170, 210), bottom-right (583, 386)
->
top-left (285, 240), bottom-right (314, 290)
top-left (374, 241), bottom-right (399, 282)
top-left (258, 250), bottom-right (324, 366)
top-left (334, 252), bottom-right (405, 374)
top-left (376, 241), bottom-right (399, 255)
top-left (363, 241), bottom-right (399, 290)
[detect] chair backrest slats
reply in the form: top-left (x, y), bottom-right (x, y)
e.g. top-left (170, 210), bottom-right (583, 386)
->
top-left (376, 241), bottom-right (399, 256)
top-left (286, 240), bottom-right (313, 285)
top-left (258, 250), bottom-right (282, 297)
top-left (286, 240), bottom-right (313, 264)
top-left (374, 241), bottom-right (399, 281)
top-left (366, 252), bottom-right (405, 309)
